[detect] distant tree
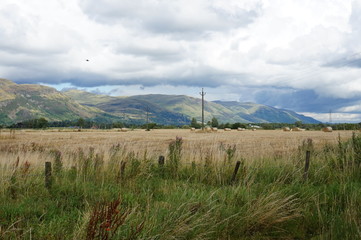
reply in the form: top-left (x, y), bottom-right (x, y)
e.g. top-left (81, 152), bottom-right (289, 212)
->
top-left (13, 118), bottom-right (48, 129)
top-left (259, 123), bottom-right (275, 130)
top-left (224, 122), bottom-right (231, 129)
top-left (77, 118), bottom-right (85, 128)
top-left (190, 118), bottom-right (200, 128)
top-left (142, 123), bottom-right (157, 130)
top-left (211, 117), bottom-right (219, 127)
top-left (295, 121), bottom-right (303, 128)
top-left (37, 117), bottom-right (48, 129)
top-left (112, 122), bottom-right (124, 128)
top-left (231, 122), bottom-right (246, 129)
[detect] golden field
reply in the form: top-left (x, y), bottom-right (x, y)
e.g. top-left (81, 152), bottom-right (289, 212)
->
top-left (1, 128), bottom-right (361, 239)
top-left (0, 128), bottom-right (356, 169)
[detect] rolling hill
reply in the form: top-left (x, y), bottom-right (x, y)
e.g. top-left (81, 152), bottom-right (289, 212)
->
top-left (63, 90), bottom-right (320, 124)
top-left (0, 79), bottom-right (112, 125)
top-left (213, 101), bottom-right (319, 124)
top-left (0, 79), bottom-right (320, 125)
top-left (64, 90), bottom-right (190, 125)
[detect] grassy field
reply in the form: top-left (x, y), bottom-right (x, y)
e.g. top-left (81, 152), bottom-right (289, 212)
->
top-left (0, 129), bottom-right (360, 239)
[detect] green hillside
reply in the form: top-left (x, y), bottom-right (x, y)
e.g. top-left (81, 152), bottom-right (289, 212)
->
top-left (63, 91), bottom-right (190, 125)
top-left (0, 79), bottom-right (320, 125)
top-left (213, 101), bottom-right (319, 124)
top-left (0, 79), bottom-right (105, 124)
top-left (63, 89), bottom-right (115, 106)
top-left (64, 90), bottom-right (320, 124)
top-left (128, 94), bottom-right (247, 123)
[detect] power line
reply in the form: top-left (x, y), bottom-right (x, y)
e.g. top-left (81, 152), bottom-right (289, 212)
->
top-left (270, 51), bottom-right (361, 87)
top-left (145, 105), bottom-right (150, 131)
top-left (199, 88), bottom-right (206, 130)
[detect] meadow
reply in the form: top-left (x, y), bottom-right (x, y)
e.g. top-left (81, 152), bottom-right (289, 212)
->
top-left (0, 129), bottom-right (360, 239)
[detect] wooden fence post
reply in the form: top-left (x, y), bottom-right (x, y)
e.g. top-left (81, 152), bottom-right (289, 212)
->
top-left (45, 162), bottom-right (52, 189)
top-left (231, 161), bottom-right (241, 183)
top-left (118, 161), bottom-right (127, 182)
top-left (158, 156), bottom-right (165, 166)
top-left (303, 151), bottom-right (311, 181)
top-left (158, 156), bottom-right (165, 177)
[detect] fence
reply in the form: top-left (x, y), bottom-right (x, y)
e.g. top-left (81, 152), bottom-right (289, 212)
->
top-left (2, 151), bottom-right (312, 190)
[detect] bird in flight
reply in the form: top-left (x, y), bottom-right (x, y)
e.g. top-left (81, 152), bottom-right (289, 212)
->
top-left (86, 59), bottom-right (89, 62)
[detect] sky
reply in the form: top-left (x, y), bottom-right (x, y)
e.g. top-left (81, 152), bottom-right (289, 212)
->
top-left (1, 0), bottom-right (361, 122)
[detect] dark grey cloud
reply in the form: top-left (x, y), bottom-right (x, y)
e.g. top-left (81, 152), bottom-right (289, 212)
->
top-left (10, 63), bottom-right (238, 89)
top-left (117, 44), bottom-right (185, 63)
top-left (324, 55), bottom-right (361, 68)
top-left (14, 72), bottom-right (111, 88)
top-left (253, 88), bottom-right (361, 113)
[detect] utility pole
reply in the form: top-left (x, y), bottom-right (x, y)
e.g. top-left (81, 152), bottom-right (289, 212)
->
top-left (199, 88), bottom-right (206, 130)
top-left (146, 105), bottom-right (150, 131)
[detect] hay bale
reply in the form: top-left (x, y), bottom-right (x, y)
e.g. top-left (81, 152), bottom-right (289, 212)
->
top-left (322, 127), bottom-right (333, 132)
top-left (224, 128), bottom-right (232, 131)
top-left (205, 127), bottom-right (212, 132)
top-left (120, 128), bottom-right (128, 132)
top-left (190, 128), bottom-right (196, 132)
top-left (292, 127), bottom-right (305, 132)
top-left (211, 127), bottom-right (218, 132)
top-left (283, 127), bottom-right (291, 132)
top-left (237, 128), bottom-right (246, 131)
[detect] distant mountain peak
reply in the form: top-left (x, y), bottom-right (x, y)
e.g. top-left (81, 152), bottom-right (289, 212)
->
top-left (0, 78), bottom-right (16, 86)
top-left (1, 79), bottom-right (320, 125)
top-left (0, 79), bottom-right (105, 125)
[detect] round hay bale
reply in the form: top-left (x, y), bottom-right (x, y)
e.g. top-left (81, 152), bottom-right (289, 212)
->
top-left (322, 127), bottom-right (333, 132)
top-left (283, 127), bottom-right (291, 132)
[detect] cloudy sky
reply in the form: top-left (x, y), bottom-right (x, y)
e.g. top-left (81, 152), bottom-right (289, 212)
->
top-left (1, 0), bottom-right (361, 122)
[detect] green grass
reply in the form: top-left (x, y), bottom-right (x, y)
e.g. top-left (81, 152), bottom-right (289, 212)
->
top-left (1, 136), bottom-right (361, 239)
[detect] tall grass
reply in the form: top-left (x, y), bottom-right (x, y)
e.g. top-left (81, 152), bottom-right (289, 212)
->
top-left (0, 130), bottom-right (360, 239)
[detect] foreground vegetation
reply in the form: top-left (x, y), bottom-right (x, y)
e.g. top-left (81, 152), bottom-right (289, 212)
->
top-left (0, 130), bottom-right (361, 239)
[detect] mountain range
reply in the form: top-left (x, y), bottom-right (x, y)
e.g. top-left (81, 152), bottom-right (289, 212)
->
top-left (0, 78), bottom-right (320, 125)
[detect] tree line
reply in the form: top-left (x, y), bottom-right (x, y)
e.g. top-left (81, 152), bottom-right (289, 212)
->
top-left (4, 117), bottom-right (361, 131)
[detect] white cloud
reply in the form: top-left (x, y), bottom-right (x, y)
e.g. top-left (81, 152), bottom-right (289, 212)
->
top-left (79, 0), bottom-right (258, 34)
top-left (1, 0), bottom-right (361, 122)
